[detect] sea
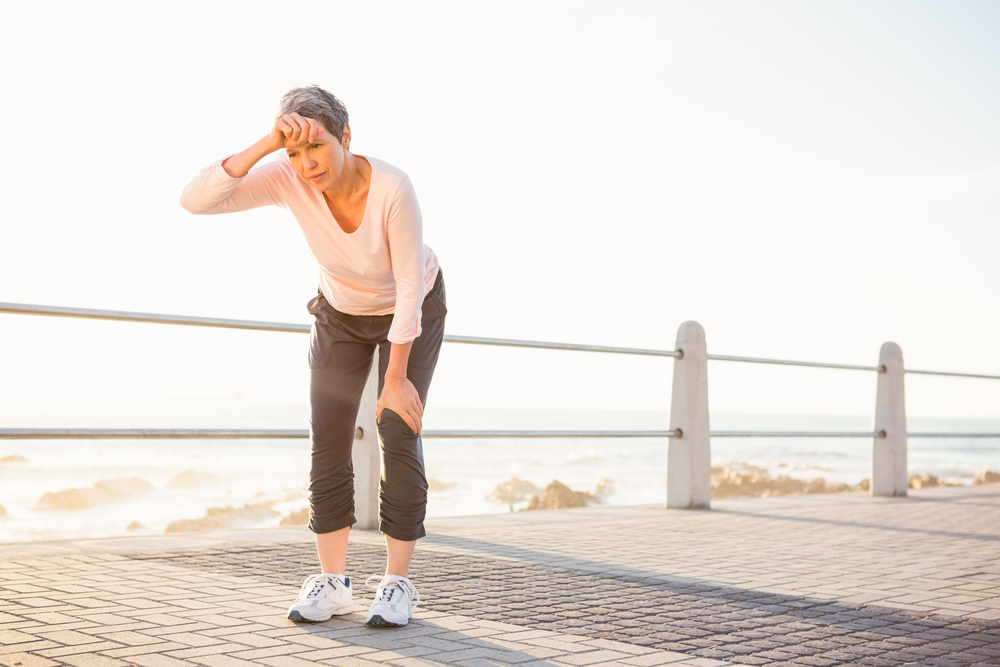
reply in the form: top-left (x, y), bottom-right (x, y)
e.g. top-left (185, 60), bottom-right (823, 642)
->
top-left (1, 398), bottom-right (998, 543)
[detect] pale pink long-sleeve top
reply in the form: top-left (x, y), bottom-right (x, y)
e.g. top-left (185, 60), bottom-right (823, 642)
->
top-left (180, 154), bottom-right (440, 344)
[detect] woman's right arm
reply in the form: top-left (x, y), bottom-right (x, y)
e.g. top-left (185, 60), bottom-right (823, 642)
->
top-left (179, 113), bottom-right (321, 214)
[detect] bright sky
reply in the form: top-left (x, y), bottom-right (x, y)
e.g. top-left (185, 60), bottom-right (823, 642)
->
top-left (1, 0), bottom-right (998, 418)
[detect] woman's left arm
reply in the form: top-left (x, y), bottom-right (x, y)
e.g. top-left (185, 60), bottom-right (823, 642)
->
top-left (376, 176), bottom-right (427, 434)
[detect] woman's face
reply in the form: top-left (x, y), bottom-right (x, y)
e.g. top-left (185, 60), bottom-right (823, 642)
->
top-left (285, 125), bottom-right (349, 191)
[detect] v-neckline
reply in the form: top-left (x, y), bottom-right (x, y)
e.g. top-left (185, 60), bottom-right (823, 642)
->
top-left (322, 155), bottom-right (372, 236)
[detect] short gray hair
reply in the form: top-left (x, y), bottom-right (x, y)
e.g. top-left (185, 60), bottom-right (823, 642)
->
top-left (276, 86), bottom-right (349, 142)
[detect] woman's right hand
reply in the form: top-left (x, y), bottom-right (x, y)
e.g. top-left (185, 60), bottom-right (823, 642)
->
top-left (266, 113), bottom-right (322, 151)
top-left (221, 113), bottom-right (323, 179)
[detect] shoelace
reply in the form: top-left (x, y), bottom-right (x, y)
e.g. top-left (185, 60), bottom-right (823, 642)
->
top-left (298, 574), bottom-right (342, 601)
top-left (365, 575), bottom-right (420, 609)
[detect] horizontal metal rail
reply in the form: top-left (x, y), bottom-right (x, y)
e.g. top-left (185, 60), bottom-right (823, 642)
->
top-left (708, 353), bottom-right (1000, 380)
top-left (708, 354), bottom-right (884, 373)
top-left (4, 428), bottom-right (1000, 440)
top-left (444, 334), bottom-right (679, 357)
top-left (3, 301), bottom-right (999, 377)
top-left (0, 302), bottom-right (312, 334)
top-left (711, 430), bottom-right (886, 438)
top-left (0, 302), bottom-right (679, 357)
top-left (908, 432), bottom-right (1000, 438)
top-left (0, 428), bottom-right (310, 440)
top-left (905, 369), bottom-right (1000, 380)
top-left (0, 428), bottom-right (679, 440)
top-left (423, 429), bottom-right (680, 438)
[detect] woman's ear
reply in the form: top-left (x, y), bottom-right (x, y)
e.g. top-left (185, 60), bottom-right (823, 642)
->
top-left (341, 124), bottom-right (352, 150)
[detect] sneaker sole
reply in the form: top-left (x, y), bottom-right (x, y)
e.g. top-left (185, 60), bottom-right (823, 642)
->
top-left (287, 601), bottom-right (354, 623)
top-left (365, 614), bottom-right (409, 627)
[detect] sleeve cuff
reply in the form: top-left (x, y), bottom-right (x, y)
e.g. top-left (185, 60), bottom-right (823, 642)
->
top-left (199, 154), bottom-right (242, 179)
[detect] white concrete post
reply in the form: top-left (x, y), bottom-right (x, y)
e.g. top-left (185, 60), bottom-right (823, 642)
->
top-left (353, 349), bottom-right (381, 529)
top-left (871, 342), bottom-right (908, 497)
top-left (667, 321), bottom-right (712, 509)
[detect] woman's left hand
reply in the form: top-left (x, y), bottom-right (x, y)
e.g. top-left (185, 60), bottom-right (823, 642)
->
top-left (377, 377), bottom-right (423, 434)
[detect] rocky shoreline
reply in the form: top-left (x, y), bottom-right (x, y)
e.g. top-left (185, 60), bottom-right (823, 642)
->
top-left (487, 467), bottom-right (1000, 509)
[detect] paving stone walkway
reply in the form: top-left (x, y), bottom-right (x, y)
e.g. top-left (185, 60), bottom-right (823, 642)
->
top-left (2, 486), bottom-right (999, 667)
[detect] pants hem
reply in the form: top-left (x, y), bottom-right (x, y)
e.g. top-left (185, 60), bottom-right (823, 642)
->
top-left (379, 521), bottom-right (426, 541)
top-left (309, 513), bottom-right (356, 535)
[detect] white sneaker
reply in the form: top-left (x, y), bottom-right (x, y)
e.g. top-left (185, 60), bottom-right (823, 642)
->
top-left (365, 574), bottom-right (420, 627)
top-left (287, 574), bottom-right (353, 622)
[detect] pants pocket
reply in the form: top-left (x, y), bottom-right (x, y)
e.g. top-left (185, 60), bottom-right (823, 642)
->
top-left (422, 271), bottom-right (448, 320)
top-left (307, 295), bottom-right (340, 369)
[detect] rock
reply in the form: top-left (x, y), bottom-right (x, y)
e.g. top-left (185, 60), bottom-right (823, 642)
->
top-left (909, 473), bottom-right (940, 489)
top-left (165, 470), bottom-right (225, 489)
top-left (126, 521), bottom-right (144, 531)
top-left (854, 478), bottom-right (870, 492)
top-left (525, 481), bottom-right (590, 510)
top-left (165, 503), bottom-right (279, 533)
top-left (427, 478), bottom-right (457, 493)
top-left (279, 508), bottom-right (309, 526)
top-left (711, 463), bottom-right (854, 499)
top-left (0, 455), bottom-right (28, 464)
top-left (973, 469), bottom-right (1000, 486)
top-left (487, 477), bottom-right (540, 511)
top-left (35, 477), bottom-right (155, 511)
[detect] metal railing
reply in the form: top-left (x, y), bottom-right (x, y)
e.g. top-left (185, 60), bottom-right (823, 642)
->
top-left (2, 300), bottom-right (999, 510)
top-left (1, 300), bottom-right (998, 442)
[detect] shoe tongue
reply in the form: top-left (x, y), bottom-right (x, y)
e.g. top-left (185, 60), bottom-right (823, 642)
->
top-left (307, 574), bottom-right (342, 598)
top-left (379, 582), bottom-right (400, 601)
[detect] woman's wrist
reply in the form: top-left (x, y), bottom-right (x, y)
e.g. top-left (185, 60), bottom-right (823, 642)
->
top-left (222, 136), bottom-right (278, 178)
top-left (384, 342), bottom-right (413, 386)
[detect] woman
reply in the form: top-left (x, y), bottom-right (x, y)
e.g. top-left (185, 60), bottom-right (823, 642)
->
top-left (180, 86), bottom-right (444, 628)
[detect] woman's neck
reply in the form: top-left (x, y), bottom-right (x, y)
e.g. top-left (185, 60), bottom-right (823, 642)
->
top-left (324, 152), bottom-right (369, 204)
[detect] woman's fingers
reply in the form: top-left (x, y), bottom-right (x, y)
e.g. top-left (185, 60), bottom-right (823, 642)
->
top-left (277, 113), bottom-right (305, 144)
top-left (409, 392), bottom-right (422, 431)
top-left (272, 113), bottom-right (322, 148)
top-left (406, 406), bottom-right (421, 435)
top-left (376, 378), bottom-right (425, 434)
top-left (287, 113), bottom-right (306, 143)
top-left (274, 117), bottom-right (294, 138)
top-left (406, 410), bottom-right (420, 435)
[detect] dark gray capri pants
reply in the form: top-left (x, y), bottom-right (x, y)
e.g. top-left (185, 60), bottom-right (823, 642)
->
top-left (305, 270), bottom-right (446, 541)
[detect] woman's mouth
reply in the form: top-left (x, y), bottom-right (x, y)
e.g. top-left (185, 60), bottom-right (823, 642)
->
top-left (308, 171), bottom-right (326, 183)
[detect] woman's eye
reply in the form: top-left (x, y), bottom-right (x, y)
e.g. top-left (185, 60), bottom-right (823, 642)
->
top-left (288, 152), bottom-right (298, 158)
top-left (311, 144), bottom-right (321, 149)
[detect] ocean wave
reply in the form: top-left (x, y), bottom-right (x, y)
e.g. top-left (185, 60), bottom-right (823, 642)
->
top-left (165, 470), bottom-right (226, 489)
top-left (428, 478), bottom-right (457, 492)
top-left (569, 454), bottom-right (605, 465)
top-left (279, 508), bottom-right (309, 526)
top-left (775, 462), bottom-right (834, 472)
top-left (34, 477), bottom-right (155, 511)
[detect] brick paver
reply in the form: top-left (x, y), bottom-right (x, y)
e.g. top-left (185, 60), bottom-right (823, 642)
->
top-left (1, 486), bottom-right (999, 665)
